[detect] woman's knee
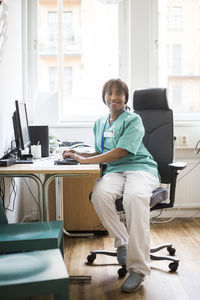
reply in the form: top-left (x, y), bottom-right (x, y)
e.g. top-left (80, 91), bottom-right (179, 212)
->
top-left (123, 191), bottom-right (150, 211)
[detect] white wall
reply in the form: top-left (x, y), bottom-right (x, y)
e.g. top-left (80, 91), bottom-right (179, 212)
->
top-left (0, 0), bottom-right (23, 157)
top-left (0, 0), bottom-right (27, 223)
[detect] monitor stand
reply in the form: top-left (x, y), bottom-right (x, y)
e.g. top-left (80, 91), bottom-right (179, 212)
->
top-left (15, 151), bottom-right (34, 164)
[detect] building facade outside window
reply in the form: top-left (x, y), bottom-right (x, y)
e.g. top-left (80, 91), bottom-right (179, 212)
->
top-left (171, 7), bottom-right (182, 30)
top-left (158, 0), bottom-right (200, 119)
top-left (27, 0), bottom-right (200, 123)
top-left (36, 0), bottom-right (118, 122)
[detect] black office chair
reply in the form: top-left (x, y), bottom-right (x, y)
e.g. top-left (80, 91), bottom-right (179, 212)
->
top-left (87, 88), bottom-right (186, 278)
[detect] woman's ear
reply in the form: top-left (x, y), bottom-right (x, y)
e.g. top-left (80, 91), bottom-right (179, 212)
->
top-left (125, 104), bottom-right (130, 111)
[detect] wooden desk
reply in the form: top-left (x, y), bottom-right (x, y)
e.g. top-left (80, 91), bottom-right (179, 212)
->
top-left (0, 158), bottom-right (100, 236)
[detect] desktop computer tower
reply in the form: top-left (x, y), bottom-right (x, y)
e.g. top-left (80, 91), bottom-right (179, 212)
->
top-left (29, 125), bottom-right (49, 157)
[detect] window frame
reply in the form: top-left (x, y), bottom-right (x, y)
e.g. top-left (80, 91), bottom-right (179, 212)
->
top-left (23, 0), bottom-right (200, 125)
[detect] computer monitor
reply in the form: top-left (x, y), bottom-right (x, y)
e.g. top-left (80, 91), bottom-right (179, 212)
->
top-left (0, 101), bottom-right (32, 161)
top-left (14, 100), bottom-right (31, 150)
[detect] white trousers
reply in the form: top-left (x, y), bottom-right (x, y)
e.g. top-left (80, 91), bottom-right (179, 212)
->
top-left (91, 171), bottom-right (160, 275)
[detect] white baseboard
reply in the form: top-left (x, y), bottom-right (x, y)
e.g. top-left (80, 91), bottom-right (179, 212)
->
top-left (151, 207), bottom-right (200, 219)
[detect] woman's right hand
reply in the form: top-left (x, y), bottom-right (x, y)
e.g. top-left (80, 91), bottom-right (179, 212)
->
top-left (62, 149), bottom-right (77, 159)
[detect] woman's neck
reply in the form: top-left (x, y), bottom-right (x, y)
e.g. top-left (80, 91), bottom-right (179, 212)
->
top-left (109, 110), bottom-right (124, 125)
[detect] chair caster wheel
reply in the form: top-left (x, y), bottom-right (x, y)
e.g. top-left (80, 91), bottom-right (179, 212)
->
top-left (87, 254), bottom-right (96, 264)
top-left (169, 261), bottom-right (179, 272)
top-left (167, 245), bottom-right (176, 256)
top-left (118, 266), bottom-right (127, 278)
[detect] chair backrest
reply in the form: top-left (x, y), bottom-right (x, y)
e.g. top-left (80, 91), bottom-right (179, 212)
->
top-left (0, 196), bottom-right (8, 224)
top-left (133, 88), bottom-right (173, 184)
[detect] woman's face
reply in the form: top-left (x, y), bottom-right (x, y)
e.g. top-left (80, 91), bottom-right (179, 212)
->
top-left (105, 86), bottom-right (126, 114)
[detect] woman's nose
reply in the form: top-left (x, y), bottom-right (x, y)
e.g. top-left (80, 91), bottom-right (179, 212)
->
top-left (111, 93), bottom-right (117, 100)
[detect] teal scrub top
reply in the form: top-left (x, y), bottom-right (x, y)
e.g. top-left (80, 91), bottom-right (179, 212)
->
top-left (93, 110), bottom-right (159, 178)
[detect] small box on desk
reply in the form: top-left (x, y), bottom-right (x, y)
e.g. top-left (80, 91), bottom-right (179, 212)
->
top-left (29, 125), bottom-right (49, 157)
top-left (0, 159), bottom-right (16, 167)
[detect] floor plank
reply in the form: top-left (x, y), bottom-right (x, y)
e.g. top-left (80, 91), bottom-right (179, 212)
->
top-left (4, 218), bottom-right (200, 300)
top-left (67, 218), bottom-right (200, 300)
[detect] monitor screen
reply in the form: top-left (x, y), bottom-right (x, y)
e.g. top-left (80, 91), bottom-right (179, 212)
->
top-left (15, 100), bottom-right (31, 150)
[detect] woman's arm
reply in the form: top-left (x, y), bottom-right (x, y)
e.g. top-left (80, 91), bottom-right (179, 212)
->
top-left (62, 149), bottom-right (99, 158)
top-left (63, 147), bottom-right (128, 164)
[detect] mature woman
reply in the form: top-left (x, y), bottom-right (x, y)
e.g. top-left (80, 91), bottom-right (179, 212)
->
top-left (63, 78), bottom-right (160, 293)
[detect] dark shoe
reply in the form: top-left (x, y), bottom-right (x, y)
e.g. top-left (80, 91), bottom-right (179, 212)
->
top-left (117, 245), bottom-right (127, 266)
top-left (121, 270), bottom-right (144, 293)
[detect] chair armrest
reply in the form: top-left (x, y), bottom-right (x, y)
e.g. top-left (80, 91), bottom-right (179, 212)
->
top-left (169, 162), bottom-right (187, 170)
top-left (164, 161), bottom-right (187, 209)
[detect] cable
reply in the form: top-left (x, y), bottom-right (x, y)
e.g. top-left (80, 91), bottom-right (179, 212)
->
top-left (0, 177), bottom-right (5, 207)
top-left (191, 216), bottom-right (200, 227)
top-left (176, 159), bottom-right (200, 183)
top-left (23, 178), bottom-right (39, 207)
top-left (194, 139), bottom-right (200, 154)
top-left (5, 178), bottom-right (17, 212)
top-left (190, 210), bottom-right (200, 218)
top-left (150, 207), bottom-right (181, 224)
top-left (151, 158), bottom-right (200, 224)
top-left (150, 209), bottom-right (164, 222)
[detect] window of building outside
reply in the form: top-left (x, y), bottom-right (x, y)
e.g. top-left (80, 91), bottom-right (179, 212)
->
top-left (158, 0), bottom-right (200, 119)
top-left (38, 0), bottom-right (118, 122)
top-left (34, 0), bottom-right (200, 123)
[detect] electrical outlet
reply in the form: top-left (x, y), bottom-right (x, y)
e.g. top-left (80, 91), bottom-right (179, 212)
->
top-left (178, 135), bottom-right (188, 146)
top-left (174, 136), bottom-right (177, 146)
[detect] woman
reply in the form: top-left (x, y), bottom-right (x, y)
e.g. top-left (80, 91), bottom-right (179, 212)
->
top-left (63, 78), bottom-right (160, 293)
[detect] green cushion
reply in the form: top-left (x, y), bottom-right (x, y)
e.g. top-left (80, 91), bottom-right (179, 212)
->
top-left (0, 249), bottom-right (69, 299)
top-left (0, 220), bottom-right (64, 256)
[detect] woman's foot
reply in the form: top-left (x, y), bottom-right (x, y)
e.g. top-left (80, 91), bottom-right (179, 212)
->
top-left (121, 270), bottom-right (144, 293)
top-left (117, 245), bottom-right (127, 266)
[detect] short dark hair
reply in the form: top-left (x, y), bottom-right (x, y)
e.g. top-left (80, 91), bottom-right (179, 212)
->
top-left (102, 79), bottom-right (129, 104)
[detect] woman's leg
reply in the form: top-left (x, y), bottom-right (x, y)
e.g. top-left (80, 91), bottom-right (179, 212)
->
top-left (123, 171), bottom-right (160, 275)
top-left (91, 172), bottom-right (129, 248)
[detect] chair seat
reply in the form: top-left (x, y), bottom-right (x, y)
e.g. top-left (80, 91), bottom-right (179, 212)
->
top-left (115, 187), bottom-right (168, 212)
top-left (0, 249), bottom-right (69, 300)
top-left (150, 187), bottom-right (168, 208)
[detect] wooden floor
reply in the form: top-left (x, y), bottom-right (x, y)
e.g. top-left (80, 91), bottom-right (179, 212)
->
top-left (10, 218), bottom-right (200, 300)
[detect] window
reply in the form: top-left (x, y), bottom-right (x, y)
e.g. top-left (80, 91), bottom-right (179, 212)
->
top-left (48, 12), bottom-right (57, 52)
top-left (171, 7), bottom-right (182, 30)
top-left (64, 67), bottom-right (72, 96)
top-left (171, 81), bottom-right (182, 107)
top-left (63, 11), bottom-right (74, 48)
top-left (49, 66), bottom-right (58, 91)
top-left (36, 0), bottom-right (119, 122)
top-left (158, 0), bottom-right (200, 119)
top-left (26, 0), bottom-right (200, 123)
top-left (172, 44), bottom-right (181, 75)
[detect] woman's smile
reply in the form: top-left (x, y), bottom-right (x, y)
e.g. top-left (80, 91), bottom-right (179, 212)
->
top-left (105, 87), bottom-right (126, 115)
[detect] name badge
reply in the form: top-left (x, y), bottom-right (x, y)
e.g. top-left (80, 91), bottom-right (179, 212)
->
top-left (104, 131), bottom-right (114, 138)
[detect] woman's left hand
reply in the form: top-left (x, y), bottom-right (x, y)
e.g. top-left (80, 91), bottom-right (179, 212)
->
top-left (63, 150), bottom-right (86, 164)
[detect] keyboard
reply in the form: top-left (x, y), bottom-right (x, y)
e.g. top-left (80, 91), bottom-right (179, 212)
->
top-left (54, 157), bottom-right (78, 165)
top-left (15, 159), bottom-right (34, 164)
top-left (59, 141), bottom-right (83, 147)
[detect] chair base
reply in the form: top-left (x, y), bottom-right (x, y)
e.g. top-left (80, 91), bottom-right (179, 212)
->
top-left (87, 243), bottom-right (179, 277)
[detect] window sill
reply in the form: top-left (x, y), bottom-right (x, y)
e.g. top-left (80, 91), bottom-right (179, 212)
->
top-left (50, 120), bottom-right (200, 129)
top-left (174, 121), bottom-right (200, 127)
top-left (50, 122), bottom-right (94, 128)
